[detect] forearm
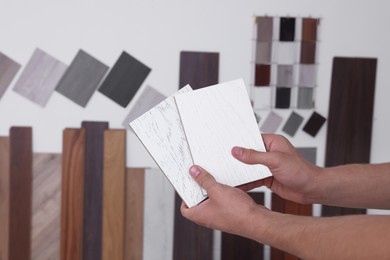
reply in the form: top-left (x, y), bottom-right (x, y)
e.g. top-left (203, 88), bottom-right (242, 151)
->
top-left (248, 208), bottom-right (390, 259)
top-left (309, 163), bottom-right (390, 209)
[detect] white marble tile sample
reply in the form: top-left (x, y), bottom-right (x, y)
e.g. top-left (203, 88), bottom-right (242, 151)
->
top-left (129, 85), bottom-right (206, 208)
top-left (175, 79), bottom-right (272, 188)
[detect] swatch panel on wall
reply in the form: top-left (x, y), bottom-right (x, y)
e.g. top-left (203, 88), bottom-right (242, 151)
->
top-left (13, 48), bottom-right (67, 107)
top-left (98, 51), bottom-right (151, 108)
top-left (0, 52), bottom-right (21, 100)
top-left (56, 49), bottom-right (109, 107)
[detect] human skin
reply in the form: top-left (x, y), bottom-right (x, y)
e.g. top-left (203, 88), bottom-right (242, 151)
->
top-left (181, 134), bottom-right (390, 259)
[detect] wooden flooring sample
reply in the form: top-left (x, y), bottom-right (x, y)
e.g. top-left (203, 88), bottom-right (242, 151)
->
top-left (13, 48), bottom-right (67, 107)
top-left (56, 49), bottom-right (109, 107)
top-left (0, 52), bottom-right (21, 100)
top-left (31, 153), bottom-right (62, 260)
top-left (179, 51), bottom-right (219, 89)
top-left (9, 127), bottom-right (33, 260)
top-left (130, 85), bottom-right (206, 208)
top-left (175, 79), bottom-right (272, 187)
top-left (61, 129), bottom-right (85, 260)
top-left (81, 121), bottom-right (109, 260)
top-left (98, 51), bottom-right (151, 108)
top-left (125, 168), bottom-right (145, 260)
top-left (0, 137), bottom-right (10, 260)
top-left (173, 193), bottom-right (213, 260)
top-left (221, 192), bottom-right (264, 260)
top-left (103, 130), bottom-right (126, 260)
top-left (143, 168), bottom-right (175, 260)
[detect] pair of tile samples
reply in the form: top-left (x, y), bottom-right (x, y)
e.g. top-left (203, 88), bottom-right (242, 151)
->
top-left (0, 52), bottom-right (21, 100)
top-left (179, 51), bottom-right (219, 89)
top-left (130, 79), bottom-right (272, 207)
top-left (122, 85), bottom-right (166, 129)
top-left (302, 111), bottom-right (326, 137)
top-left (56, 50), bottom-right (109, 107)
top-left (282, 111), bottom-right (304, 137)
top-left (13, 48), bottom-right (67, 107)
top-left (99, 51), bottom-right (151, 108)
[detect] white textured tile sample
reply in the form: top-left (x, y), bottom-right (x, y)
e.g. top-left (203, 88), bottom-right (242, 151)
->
top-left (13, 48), bottom-right (67, 107)
top-left (122, 85), bottom-right (166, 129)
top-left (130, 85), bottom-right (206, 208)
top-left (175, 79), bottom-right (272, 187)
top-left (143, 168), bottom-right (174, 260)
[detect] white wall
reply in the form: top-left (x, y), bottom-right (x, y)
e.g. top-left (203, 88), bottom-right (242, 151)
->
top-left (0, 0), bottom-right (389, 248)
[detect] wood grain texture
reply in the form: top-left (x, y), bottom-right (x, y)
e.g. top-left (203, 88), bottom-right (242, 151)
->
top-left (12, 48), bottom-right (67, 107)
top-left (98, 51), bottom-right (151, 108)
top-left (125, 168), bottom-right (145, 260)
top-left (221, 192), bottom-right (264, 260)
top-left (0, 137), bottom-right (10, 260)
top-left (61, 129), bottom-right (85, 260)
top-left (0, 52), bottom-right (21, 100)
top-left (9, 127), bottom-right (33, 260)
top-left (323, 57), bottom-right (377, 217)
top-left (102, 130), bottom-right (126, 260)
top-left (271, 193), bottom-right (312, 260)
top-left (175, 79), bottom-right (271, 187)
top-left (81, 121), bottom-right (109, 260)
top-left (56, 49), bottom-right (109, 107)
top-left (143, 168), bottom-right (175, 260)
top-left (31, 153), bottom-right (62, 260)
top-left (179, 51), bottom-right (219, 89)
top-left (173, 193), bottom-right (213, 260)
top-left (130, 85), bottom-right (206, 208)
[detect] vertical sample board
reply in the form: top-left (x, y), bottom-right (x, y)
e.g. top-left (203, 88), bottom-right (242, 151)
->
top-left (221, 192), bottom-right (265, 260)
top-left (98, 51), bottom-right (151, 108)
top-left (0, 52), bottom-right (21, 100)
top-left (0, 137), bottom-right (10, 260)
top-left (61, 129), bottom-right (85, 260)
top-left (322, 57), bottom-right (377, 216)
top-left (81, 121), bottom-right (109, 260)
top-left (56, 49), bottom-right (109, 107)
top-left (12, 48), bottom-right (67, 107)
top-left (31, 153), bottom-right (62, 260)
top-left (271, 193), bottom-right (312, 260)
top-left (103, 130), bottom-right (126, 260)
top-left (9, 127), bottom-right (33, 260)
top-left (125, 168), bottom-right (145, 260)
top-left (179, 51), bottom-right (219, 89)
top-left (173, 193), bottom-right (213, 260)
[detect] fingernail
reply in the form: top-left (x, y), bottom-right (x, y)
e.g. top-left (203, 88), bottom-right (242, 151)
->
top-left (232, 147), bottom-right (244, 157)
top-left (190, 165), bottom-right (201, 178)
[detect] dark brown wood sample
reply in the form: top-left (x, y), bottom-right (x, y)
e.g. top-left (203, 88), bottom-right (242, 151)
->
top-left (302, 18), bottom-right (319, 42)
top-left (173, 193), bottom-right (213, 260)
top-left (271, 193), bottom-right (312, 260)
top-left (31, 153), bottom-right (62, 260)
top-left (9, 127), bottom-right (33, 260)
top-left (179, 51), bottom-right (219, 89)
top-left (103, 130), bottom-right (126, 260)
top-left (255, 64), bottom-right (271, 86)
top-left (125, 168), bottom-right (145, 260)
top-left (322, 57), bottom-right (377, 216)
top-left (300, 42), bottom-right (316, 64)
top-left (81, 121), bottom-right (109, 260)
top-left (0, 137), bottom-right (10, 260)
top-left (302, 111), bottom-right (326, 137)
top-left (221, 192), bottom-right (264, 260)
top-left (61, 129), bottom-right (85, 260)
top-left (98, 51), bottom-right (151, 108)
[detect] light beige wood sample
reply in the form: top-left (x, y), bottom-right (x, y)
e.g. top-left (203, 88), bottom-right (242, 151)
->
top-left (125, 168), bottom-right (145, 260)
top-left (103, 130), bottom-right (126, 260)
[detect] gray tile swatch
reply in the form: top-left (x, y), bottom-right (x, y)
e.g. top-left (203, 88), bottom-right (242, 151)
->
top-left (297, 87), bottom-right (314, 109)
top-left (297, 147), bottom-right (317, 164)
top-left (282, 111), bottom-right (304, 137)
top-left (122, 85), bottom-right (166, 129)
top-left (299, 64), bottom-right (317, 87)
top-left (0, 52), bottom-right (21, 100)
top-left (256, 16), bottom-right (273, 42)
top-left (56, 49), bottom-right (109, 107)
top-left (277, 65), bottom-right (294, 86)
top-left (255, 42), bottom-right (272, 63)
top-left (13, 48), bottom-right (67, 107)
top-left (260, 111), bottom-right (283, 133)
